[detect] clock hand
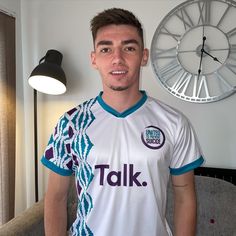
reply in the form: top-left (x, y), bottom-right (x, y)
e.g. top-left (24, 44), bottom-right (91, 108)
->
top-left (197, 36), bottom-right (206, 79)
top-left (202, 25), bottom-right (205, 42)
top-left (202, 48), bottom-right (223, 64)
top-left (178, 48), bottom-right (229, 53)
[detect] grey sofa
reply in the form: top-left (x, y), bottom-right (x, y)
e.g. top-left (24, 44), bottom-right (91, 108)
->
top-left (0, 176), bottom-right (235, 236)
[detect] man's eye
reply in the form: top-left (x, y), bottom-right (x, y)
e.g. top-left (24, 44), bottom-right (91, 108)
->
top-left (100, 48), bottom-right (111, 53)
top-left (125, 46), bottom-right (136, 52)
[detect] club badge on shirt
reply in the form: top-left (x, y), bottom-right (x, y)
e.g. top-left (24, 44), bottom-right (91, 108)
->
top-left (141, 126), bottom-right (165, 149)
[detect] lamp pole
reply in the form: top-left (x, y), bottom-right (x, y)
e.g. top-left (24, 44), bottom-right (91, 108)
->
top-left (34, 89), bottom-right (39, 202)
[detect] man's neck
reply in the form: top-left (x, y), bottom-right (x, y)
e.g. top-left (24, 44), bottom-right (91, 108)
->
top-left (101, 89), bottom-right (143, 113)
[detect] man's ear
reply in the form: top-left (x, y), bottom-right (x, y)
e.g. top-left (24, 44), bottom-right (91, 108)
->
top-left (91, 51), bottom-right (98, 69)
top-left (141, 48), bottom-right (149, 66)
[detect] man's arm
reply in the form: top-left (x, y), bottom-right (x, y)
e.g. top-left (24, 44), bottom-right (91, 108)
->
top-left (44, 170), bottom-right (71, 236)
top-left (171, 170), bottom-right (197, 236)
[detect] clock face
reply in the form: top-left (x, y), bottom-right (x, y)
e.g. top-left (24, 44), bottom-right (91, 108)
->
top-left (151, 0), bottom-right (236, 103)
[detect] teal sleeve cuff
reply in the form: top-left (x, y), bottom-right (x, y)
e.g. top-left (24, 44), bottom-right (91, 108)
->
top-left (170, 156), bottom-right (204, 176)
top-left (41, 157), bottom-right (73, 176)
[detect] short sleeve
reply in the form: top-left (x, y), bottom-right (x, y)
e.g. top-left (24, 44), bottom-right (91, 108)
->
top-left (169, 115), bottom-right (204, 175)
top-left (41, 114), bottom-right (74, 176)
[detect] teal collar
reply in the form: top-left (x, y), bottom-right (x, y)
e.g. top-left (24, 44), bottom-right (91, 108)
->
top-left (97, 91), bottom-right (147, 118)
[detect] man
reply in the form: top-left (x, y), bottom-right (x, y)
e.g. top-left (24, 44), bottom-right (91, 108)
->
top-left (42, 8), bottom-right (204, 236)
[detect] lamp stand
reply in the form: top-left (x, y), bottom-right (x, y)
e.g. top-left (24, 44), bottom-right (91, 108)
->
top-left (34, 89), bottom-right (39, 202)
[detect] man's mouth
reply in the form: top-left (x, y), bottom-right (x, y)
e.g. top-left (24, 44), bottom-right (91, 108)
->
top-left (110, 70), bottom-right (128, 75)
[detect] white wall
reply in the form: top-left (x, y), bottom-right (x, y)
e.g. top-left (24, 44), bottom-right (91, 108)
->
top-left (18, 0), bottom-right (236, 212)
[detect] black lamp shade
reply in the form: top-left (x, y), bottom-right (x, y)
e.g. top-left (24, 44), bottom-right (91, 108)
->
top-left (29, 49), bottom-right (67, 95)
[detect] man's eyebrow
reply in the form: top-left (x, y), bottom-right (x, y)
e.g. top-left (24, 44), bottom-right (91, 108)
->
top-left (122, 39), bottom-right (140, 45)
top-left (96, 39), bottom-right (140, 47)
top-left (96, 40), bottom-right (113, 47)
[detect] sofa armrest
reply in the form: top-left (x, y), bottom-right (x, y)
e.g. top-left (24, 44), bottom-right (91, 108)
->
top-left (166, 176), bottom-right (236, 236)
top-left (0, 199), bottom-right (44, 236)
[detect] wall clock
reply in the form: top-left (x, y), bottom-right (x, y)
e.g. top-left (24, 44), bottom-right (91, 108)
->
top-left (151, 0), bottom-right (236, 103)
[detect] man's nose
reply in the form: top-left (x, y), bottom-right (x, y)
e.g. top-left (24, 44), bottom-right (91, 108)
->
top-left (112, 49), bottom-right (124, 65)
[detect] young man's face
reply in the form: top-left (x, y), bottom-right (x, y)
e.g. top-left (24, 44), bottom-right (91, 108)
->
top-left (91, 24), bottom-right (148, 93)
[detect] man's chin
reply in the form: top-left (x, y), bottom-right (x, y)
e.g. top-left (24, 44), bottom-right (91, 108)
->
top-left (109, 86), bottom-right (129, 91)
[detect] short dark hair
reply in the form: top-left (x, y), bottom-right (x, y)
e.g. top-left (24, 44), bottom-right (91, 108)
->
top-left (90, 8), bottom-right (144, 47)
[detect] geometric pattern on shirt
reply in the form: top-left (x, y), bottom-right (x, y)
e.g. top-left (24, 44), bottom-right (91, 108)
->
top-left (69, 98), bottom-right (97, 236)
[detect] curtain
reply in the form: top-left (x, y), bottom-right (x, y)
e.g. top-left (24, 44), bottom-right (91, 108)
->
top-left (0, 11), bottom-right (16, 225)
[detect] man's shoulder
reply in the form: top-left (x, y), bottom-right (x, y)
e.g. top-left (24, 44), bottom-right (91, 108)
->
top-left (147, 95), bottom-right (181, 114)
top-left (54, 96), bottom-right (98, 127)
top-left (65, 96), bottom-right (98, 116)
top-left (146, 95), bottom-right (189, 125)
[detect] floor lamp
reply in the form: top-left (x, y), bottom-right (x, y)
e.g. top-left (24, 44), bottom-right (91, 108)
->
top-left (28, 49), bottom-right (67, 201)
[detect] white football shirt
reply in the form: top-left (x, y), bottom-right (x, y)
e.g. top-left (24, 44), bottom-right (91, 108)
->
top-left (42, 91), bottom-right (204, 236)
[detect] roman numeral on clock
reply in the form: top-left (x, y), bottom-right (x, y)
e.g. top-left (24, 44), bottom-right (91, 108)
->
top-left (157, 59), bottom-right (182, 82)
top-left (175, 8), bottom-right (194, 30)
top-left (197, 0), bottom-right (211, 25)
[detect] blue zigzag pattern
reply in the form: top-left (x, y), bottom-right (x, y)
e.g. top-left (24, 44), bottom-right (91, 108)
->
top-left (70, 98), bottom-right (96, 236)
